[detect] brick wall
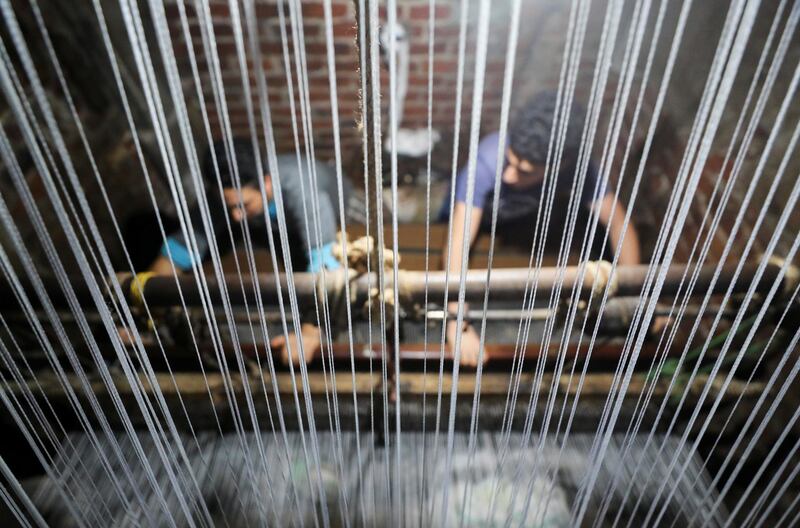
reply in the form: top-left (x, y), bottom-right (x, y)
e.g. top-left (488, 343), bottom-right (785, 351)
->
top-left (164, 0), bottom-right (608, 167)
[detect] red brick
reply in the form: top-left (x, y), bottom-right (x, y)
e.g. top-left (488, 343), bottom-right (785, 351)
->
top-left (403, 105), bottom-right (434, 117)
top-left (211, 22), bottom-right (234, 37)
top-left (433, 60), bottom-right (458, 73)
top-left (261, 42), bottom-right (292, 54)
top-left (301, 2), bottom-right (350, 18)
top-left (301, 42), bottom-right (329, 54)
top-left (333, 22), bottom-right (357, 38)
top-left (164, 3), bottom-right (183, 19)
top-left (433, 26), bottom-right (461, 38)
top-left (409, 42), bottom-right (450, 54)
top-left (408, 75), bottom-right (432, 86)
top-left (208, 4), bottom-right (229, 17)
top-left (485, 60), bottom-right (506, 73)
top-left (301, 23), bottom-right (323, 38)
top-left (308, 88), bottom-right (333, 102)
top-left (406, 5), bottom-right (452, 21)
top-left (255, 4), bottom-right (279, 18)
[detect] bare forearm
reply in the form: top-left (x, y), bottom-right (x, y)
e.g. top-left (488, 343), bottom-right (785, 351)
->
top-left (441, 202), bottom-right (483, 272)
top-left (301, 322), bottom-right (318, 334)
top-left (612, 223), bottom-right (640, 266)
top-left (595, 196), bottom-right (640, 266)
top-left (444, 233), bottom-right (468, 316)
top-left (442, 203), bottom-right (481, 315)
top-left (149, 255), bottom-right (178, 275)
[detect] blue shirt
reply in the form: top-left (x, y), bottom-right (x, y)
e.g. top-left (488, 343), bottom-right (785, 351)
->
top-left (452, 132), bottom-right (604, 226)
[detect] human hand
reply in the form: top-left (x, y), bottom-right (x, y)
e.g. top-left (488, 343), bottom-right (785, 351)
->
top-left (271, 323), bottom-right (322, 366)
top-left (651, 315), bottom-right (672, 336)
top-left (446, 320), bottom-right (486, 368)
top-left (117, 326), bottom-right (137, 347)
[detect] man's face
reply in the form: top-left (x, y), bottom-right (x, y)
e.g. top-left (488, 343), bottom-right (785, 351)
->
top-left (222, 175), bottom-right (273, 222)
top-left (503, 148), bottom-right (544, 188)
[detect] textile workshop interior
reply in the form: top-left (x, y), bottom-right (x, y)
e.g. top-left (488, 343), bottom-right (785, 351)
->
top-left (0, 0), bottom-right (798, 526)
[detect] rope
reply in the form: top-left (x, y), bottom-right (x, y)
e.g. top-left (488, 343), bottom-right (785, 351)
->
top-left (330, 231), bottom-right (401, 320)
top-left (583, 260), bottom-right (618, 298)
top-left (332, 231), bottom-right (397, 273)
top-left (768, 254), bottom-right (800, 297)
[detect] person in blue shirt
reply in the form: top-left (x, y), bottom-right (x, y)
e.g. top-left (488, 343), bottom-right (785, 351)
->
top-left (149, 138), bottom-right (347, 365)
top-left (440, 91), bottom-right (641, 367)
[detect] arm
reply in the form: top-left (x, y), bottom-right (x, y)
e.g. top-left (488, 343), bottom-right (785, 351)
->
top-left (120, 236), bottom-right (195, 345)
top-left (267, 197), bottom-right (329, 365)
top-left (270, 323), bottom-right (322, 366)
top-left (149, 254), bottom-right (177, 275)
top-left (278, 157), bottom-right (341, 271)
top-left (303, 191), bottom-right (341, 272)
top-left (148, 204), bottom-right (209, 275)
top-left (442, 202), bottom-right (484, 366)
top-left (271, 161), bottom-right (336, 364)
top-left (442, 202), bottom-right (484, 280)
top-left (594, 196), bottom-right (673, 334)
top-left (150, 218), bottom-right (210, 275)
top-left (442, 136), bottom-right (496, 275)
top-left (592, 194), bottom-right (640, 265)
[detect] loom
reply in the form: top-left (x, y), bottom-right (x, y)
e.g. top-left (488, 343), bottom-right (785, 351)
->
top-left (0, 0), bottom-right (799, 527)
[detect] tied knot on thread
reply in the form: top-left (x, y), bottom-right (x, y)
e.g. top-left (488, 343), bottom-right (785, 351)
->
top-left (766, 254), bottom-right (800, 297)
top-left (331, 231), bottom-right (397, 274)
top-left (583, 260), bottom-right (618, 298)
top-left (330, 231), bottom-right (406, 321)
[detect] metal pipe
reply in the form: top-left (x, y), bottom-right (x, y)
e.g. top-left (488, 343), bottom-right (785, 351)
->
top-left (424, 308), bottom-right (554, 321)
top-left (118, 261), bottom-right (787, 307)
top-left (188, 340), bottom-right (664, 365)
top-left (0, 261), bottom-right (789, 309)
